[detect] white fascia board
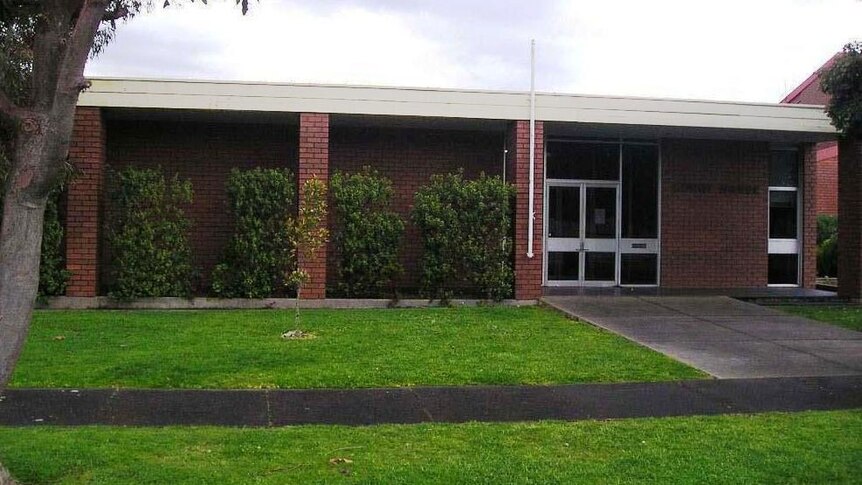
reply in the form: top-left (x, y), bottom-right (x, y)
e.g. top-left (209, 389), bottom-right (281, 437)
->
top-left (78, 77), bottom-right (835, 135)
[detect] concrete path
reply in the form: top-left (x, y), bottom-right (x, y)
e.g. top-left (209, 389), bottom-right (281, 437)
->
top-left (544, 296), bottom-right (862, 379)
top-left (1, 376), bottom-right (860, 426)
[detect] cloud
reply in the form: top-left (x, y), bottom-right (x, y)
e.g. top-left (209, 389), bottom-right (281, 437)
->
top-left (86, 0), bottom-right (862, 102)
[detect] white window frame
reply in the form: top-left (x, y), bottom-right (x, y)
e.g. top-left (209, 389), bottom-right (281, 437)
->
top-left (767, 147), bottom-right (802, 287)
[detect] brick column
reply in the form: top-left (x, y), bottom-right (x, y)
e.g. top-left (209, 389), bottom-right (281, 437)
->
top-left (507, 120), bottom-right (544, 300)
top-left (801, 143), bottom-right (817, 289)
top-left (838, 137), bottom-right (862, 301)
top-left (65, 107), bottom-right (106, 297)
top-left (297, 113), bottom-right (330, 299)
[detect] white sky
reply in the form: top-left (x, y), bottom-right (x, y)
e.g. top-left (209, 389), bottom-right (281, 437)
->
top-left (86, 0), bottom-right (862, 102)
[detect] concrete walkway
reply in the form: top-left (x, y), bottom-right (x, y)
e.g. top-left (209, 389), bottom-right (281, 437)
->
top-left (1, 376), bottom-right (860, 426)
top-left (544, 296), bottom-right (862, 379)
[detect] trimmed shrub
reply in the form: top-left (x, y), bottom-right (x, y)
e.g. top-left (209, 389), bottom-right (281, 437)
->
top-left (0, 161), bottom-right (71, 296)
top-left (105, 166), bottom-right (194, 299)
top-left (413, 171), bottom-right (515, 301)
top-left (211, 167), bottom-right (296, 298)
top-left (817, 214), bottom-right (838, 277)
top-left (330, 168), bottom-right (404, 297)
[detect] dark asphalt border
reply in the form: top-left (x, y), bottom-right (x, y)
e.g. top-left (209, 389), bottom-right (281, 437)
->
top-left (1, 376), bottom-right (860, 427)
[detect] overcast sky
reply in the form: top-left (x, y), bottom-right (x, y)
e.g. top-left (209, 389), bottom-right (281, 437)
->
top-left (86, 0), bottom-right (861, 102)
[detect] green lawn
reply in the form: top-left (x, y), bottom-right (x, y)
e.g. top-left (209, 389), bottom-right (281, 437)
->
top-left (779, 305), bottom-right (862, 332)
top-left (9, 306), bottom-right (703, 389)
top-left (0, 410), bottom-right (859, 484)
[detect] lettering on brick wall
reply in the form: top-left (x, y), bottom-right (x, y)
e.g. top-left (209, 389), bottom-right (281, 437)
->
top-left (672, 183), bottom-right (759, 195)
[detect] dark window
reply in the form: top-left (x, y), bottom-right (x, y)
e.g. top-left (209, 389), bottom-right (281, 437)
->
top-left (621, 144), bottom-right (659, 238)
top-left (547, 142), bottom-right (619, 180)
top-left (769, 191), bottom-right (797, 239)
top-left (585, 187), bottom-right (616, 239)
top-left (548, 252), bottom-right (579, 280)
top-left (768, 254), bottom-right (798, 285)
top-left (585, 252), bottom-right (615, 281)
top-left (548, 186), bottom-right (580, 238)
top-left (621, 254), bottom-right (658, 285)
top-left (769, 150), bottom-right (799, 187)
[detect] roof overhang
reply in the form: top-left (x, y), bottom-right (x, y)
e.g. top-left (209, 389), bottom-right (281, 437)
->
top-left (79, 77), bottom-right (837, 142)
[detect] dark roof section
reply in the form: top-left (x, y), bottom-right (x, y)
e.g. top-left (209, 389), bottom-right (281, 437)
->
top-left (781, 53), bottom-right (841, 105)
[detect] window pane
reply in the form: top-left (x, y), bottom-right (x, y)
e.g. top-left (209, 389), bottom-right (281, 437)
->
top-left (769, 191), bottom-right (797, 239)
top-left (585, 252), bottom-right (615, 281)
top-left (547, 142), bottom-right (619, 180)
top-left (548, 252), bottom-right (579, 280)
top-left (769, 150), bottom-right (799, 187)
top-left (621, 254), bottom-right (657, 285)
top-left (548, 186), bottom-right (580, 238)
top-left (621, 144), bottom-right (659, 238)
top-left (768, 254), bottom-right (798, 285)
top-left (585, 187), bottom-right (616, 238)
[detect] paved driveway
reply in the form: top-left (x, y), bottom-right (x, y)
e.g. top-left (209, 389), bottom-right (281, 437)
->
top-left (544, 296), bottom-right (862, 379)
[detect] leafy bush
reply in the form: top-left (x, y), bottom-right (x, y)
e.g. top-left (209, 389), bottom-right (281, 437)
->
top-left (105, 166), bottom-right (194, 299)
top-left (821, 42), bottom-right (862, 136)
top-left (0, 161), bottom-right (71, 296)
top-left (817, 215), bottom-right (838, 277)
top-left (211, 168), bottom-right (296, 298)
top-left (330, 168), bottom-right (404, 297)
top-left (413, 171), bottom-right (515, 301)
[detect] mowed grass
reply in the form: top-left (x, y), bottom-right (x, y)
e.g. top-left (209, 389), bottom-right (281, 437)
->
top-left (0, 410), bottom-right (859, 484)
top-left (779, 305), bottom-right (862, 332)
top-left (9, 306), bottom-right (703, 389)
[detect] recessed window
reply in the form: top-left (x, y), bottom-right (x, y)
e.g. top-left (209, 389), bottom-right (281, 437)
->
top-left (768, 254), bottom-right (799, 285)
top-left (621, 254), bottom-right (658, 285)
top-left (769, 150), bottom-right (799, 187)
top-left (769, 191), bottom-right (798, 239)
top-left (621, 145), bottom-right (658, 238)
top-left (547, 142), bottom-right (619, 180)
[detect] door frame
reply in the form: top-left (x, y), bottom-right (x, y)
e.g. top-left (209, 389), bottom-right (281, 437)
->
top-left (543, 180), bottom-right (621, 287)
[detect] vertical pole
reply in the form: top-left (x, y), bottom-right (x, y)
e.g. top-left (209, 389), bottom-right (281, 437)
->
top-left (527, 39), bottom-right (536, 258)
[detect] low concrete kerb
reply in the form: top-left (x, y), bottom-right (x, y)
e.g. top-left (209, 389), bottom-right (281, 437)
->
top-left (40, 296), bottom-right (538, 310)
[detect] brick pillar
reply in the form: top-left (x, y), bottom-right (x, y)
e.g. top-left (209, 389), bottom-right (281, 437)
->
top-left (838, 137), bottom-right (862, 301)
top-left (297, 113), bottom-right (330, 299)
top-left (65, 107), bottom-right (106, 297)
top-left (802, 143), bottom-right (817, 289)
top-left (507, 120), bottom-right (544, 300)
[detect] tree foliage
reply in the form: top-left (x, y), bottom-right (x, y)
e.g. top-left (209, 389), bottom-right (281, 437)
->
top-left (211, 167), bottom-right (296, 298)
top-left (330, 168), bottom-right (404, 297)
top-left (105, 166), bottom-right (194, 299)
top-left (817, 214), bottom-right (838, 277)
top-left (284, 177), bottom-right (328, 329)
top-left (821, 42), bottom-right (862, 136)
top-left (413, 172), bottom-right (515, 301)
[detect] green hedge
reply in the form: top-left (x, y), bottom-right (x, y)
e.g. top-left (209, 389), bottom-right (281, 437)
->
top-left (413, 171), bottom-right (515, 301)
top-left (331, 168), bottom-right (404, 297)
top-left (105, 166), bottom-right (194, 299)
top-left (211, 168), bottom-right (296, 298)
top-left (0, 161), bottom-right (71, 297)
top-left (817, 214), bottom-right (838, 277)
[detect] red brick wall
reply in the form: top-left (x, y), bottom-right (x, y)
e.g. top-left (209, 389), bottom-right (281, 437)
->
top-left (104, 119), bottom-right (298, 293)
top-left (508, 120), bottom-right (544, 300)
top-left (298, 113), bottom-right (330, 299)
top-left (328, 125), bottom-right (504, 292)
top-left (66, 108), bottom-right (106, 296)
top-left (802, 143), bottom-right (818, 288)
top-left (838, 137), bottom-right (862, 300)
top-left (660, 139), bottom-right (769, 288)
top-left (815, 141), bottom-right (838, 215)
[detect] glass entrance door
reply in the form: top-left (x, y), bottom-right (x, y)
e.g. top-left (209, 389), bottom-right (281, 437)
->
top-left (546, 183), bottom-right (618, 286)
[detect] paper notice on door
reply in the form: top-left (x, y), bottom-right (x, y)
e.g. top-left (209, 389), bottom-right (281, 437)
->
top-left (594, 208), bottom-right (606, 225)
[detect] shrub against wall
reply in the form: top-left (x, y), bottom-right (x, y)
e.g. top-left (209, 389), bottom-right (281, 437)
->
top-left (0, 161), bottom-right (70, 296)
top-left (413, 171), bottom-right (515, 301)
top-left (105, 166), bottom-right (194, 299)
top-left (211, 168), bottom-right (296, 298)
top-left (330, 168), bottom-right (404, 297)
top-left (817, 215), bottom-right (838, 277)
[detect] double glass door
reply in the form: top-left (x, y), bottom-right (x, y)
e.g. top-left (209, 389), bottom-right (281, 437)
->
top-left (546, 183), bottom-right (618, 285)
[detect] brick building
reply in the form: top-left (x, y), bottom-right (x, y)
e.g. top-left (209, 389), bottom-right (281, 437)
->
top-left (66, 78), bottom-right (835, 300)
top-left (781, 54), bottom-right (840, 216)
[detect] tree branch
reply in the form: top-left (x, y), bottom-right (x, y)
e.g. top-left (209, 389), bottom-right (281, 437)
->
top-left (102, 5), bottom-right (129, 22)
